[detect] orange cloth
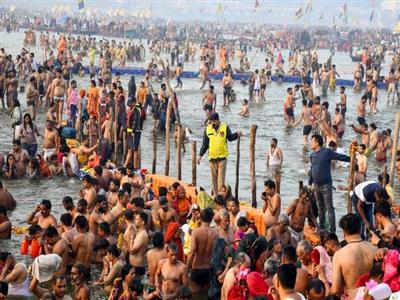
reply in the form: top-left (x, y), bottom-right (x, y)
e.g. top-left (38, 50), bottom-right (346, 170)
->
top-left (136, 87), bottom-right (147, 105)
top-left (173, 186), bottom-right (191, 216)
top-left (164, 222), bottom-right (180, 243)
top-left (57, 38), bottom-right (67, 54)
top-left (88, 87), bottom-right (99, 117)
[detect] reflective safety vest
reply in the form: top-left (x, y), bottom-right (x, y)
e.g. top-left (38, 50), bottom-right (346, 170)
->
top-left (206, 123), bottom-right (229, 160)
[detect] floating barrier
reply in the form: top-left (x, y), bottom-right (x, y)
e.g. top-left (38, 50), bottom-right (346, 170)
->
top-left (84, 66), bottom-right (388, 90)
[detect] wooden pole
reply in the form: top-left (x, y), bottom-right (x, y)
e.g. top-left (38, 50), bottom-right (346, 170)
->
top-left (177, 125), bottom-right (182, 180)
top-left (165, 100), bottom-right (172, 176)
top-left (138, 145), bottom-right (141, 170)
top-left (347, 141), bottom-right (358, 214)
top-left (250, 125), bottom-right (258, 208)
top-left (191, 141), bottom-right (197, 186)
top-left (152, 129), bottom-right (157, 174)
top-left (97, 103), bottom-right (102, 140)
top-left (389, 112), bottom-right (400, 187)
top-left (298, 181), bottom-right (304, 196)
top-left (235, 136), bottom-right (240, 200)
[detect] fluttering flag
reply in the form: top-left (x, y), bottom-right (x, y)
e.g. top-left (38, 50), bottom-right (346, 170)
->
top-left (370, 10), bottom-right (374, 21)
top-left (343, 3), bottom-right (348, 24)
top-left (294, 7), bottom-right (304, 19)
top-left (319, 13), bottom-right (324, 20)
top-left (305, 0), bottom-right (313, 15)
top-left (217, 1), bottom-right (223, 13)
top-left (77, 0), bottom-right (84, 10)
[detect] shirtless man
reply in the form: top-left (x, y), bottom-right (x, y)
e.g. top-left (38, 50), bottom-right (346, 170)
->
top-left (226, 198), bottom-right (241, 232)
top-left (332, 107), bottom-right (344, 139)
top-left (286, 187), bottom-right (317, 243)
top-left (120, 167), bottom-right (143, 198)
top-left (331, 214), bottom-right (377, 296)
top-left (293, 99), bottom-right (313, 144)
top-left (27, 199), bottom-right (57, 229)
top-left (5, 70), bottom-right (18, 109)
top-left (88, 195), bottom-right (115, 234)
top-left (261, 180), bottom-right (281, 231)
top-left (153, 197), bottom-right (179, 231)
top-left (26, 76), bottom-right (39, 120)
top-left (156, 243), bottom-right (189, 300)
top-left (260, 69), bottom-right (267, 101)
top-left (376, 131), bottom-right (391, 163)
top-left (369, 123), bottom-right (379, 153)
top-left (187, 208), bottom-right (218, 294)
top-left (43, 120), bottom-right (59, 161)
top-left (9, 140), bottom-right (29, 178)
top-left (373, 200), bottom-right (397, 244)
top-left (101, 113), bottom-right (113, 143)
top-left (42, 226), bottom-right (70, 276)
top-left (46, 103), bottom-right (57, 123)
top-left (71, 263), bottom-right (90, 300)
top-left (284, 87), bottom-right (295, 126)
top-left (200, 61), bottom-right (211, 89)
top-left (350, 123), bottom-right (370, 148)
top-left (72, 216), bottom-right (96, 275)
top-left (370, 81), bottom-right (378, 114)
top-left (50, 69), bottom-right (67, 124)
top-left (129, 212), bottom-right (149, 276)
top-left (357, 144), bottom-right (368, 179)
top-left (80, 175), bottom-right (97, 212)
top-left (147, 232), bottom-right (167, 287)
top-left (222, 71), bottom-right (233, 106)
top-left (106, 179), bottom-right (120, 208)
top-left (60, 213), bottom-right (78, 245)
top-left (266, 214), bottom-right (292, 247)
top-left (202, 85), bottom-right (216, 121)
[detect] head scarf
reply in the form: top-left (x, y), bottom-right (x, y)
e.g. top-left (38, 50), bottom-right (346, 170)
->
top-left (164, 222), bottom-right (180, 243)
top-left (235, 233), bottom-right (257, 258)
top-left (197, 190), bottom-right (214, 210)
top-left (246, 272), bottom-right (269, 297)
top-left (311, 246), bottom-right (333, 283)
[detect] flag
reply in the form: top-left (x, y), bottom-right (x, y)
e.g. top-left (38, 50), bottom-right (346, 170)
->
top-left (319, 13), bottom-right (324, 20)
top-left (370, 10), bottom-right (374, 21)
top-left (217, 1), bottom-right (223, 13)
top-left (294, 7), bottom-right (303, 19)
top-left (255, 0), bottom-right (260, 9)
top-left (343, 3), bottom-right (348, 24)
top-left (305, 0), bottom-right (313, 15)
top-left (77, 0), bottom-right (84, 10)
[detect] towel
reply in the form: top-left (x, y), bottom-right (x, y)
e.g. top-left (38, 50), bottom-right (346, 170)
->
top-left (30, 254), bottom-right (62, 283)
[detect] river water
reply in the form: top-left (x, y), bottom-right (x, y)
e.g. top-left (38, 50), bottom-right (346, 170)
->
top-left (0, 29), bottom-right (399, 299)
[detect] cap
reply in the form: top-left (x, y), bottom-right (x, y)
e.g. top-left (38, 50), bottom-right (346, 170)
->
top-left (210, 112), bottom-right (219, 121)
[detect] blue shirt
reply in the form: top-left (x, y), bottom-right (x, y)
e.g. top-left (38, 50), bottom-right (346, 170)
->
top-left (310, 147), bottom-right (350, 185)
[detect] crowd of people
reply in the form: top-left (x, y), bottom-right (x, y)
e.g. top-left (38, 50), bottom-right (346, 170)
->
top-left (0, 14), bottom-right (400, 300)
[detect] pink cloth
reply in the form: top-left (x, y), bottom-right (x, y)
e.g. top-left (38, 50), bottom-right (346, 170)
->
top-left (313, 246), bottom-right (333, 283)
top-left (68, 89), bottom-right (78, 106)
top-left (383, 249), bottom-right (400, 292)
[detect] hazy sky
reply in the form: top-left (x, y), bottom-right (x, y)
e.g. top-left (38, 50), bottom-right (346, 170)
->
top-left (3, 0), bottom-right (400, 29)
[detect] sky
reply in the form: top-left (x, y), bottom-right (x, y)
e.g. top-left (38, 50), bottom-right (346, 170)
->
top-left (3, 0), bottom-right (400, 29)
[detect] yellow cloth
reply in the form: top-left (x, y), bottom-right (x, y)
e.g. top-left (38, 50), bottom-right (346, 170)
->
top-left (206, 123), bottom-right (229, 160)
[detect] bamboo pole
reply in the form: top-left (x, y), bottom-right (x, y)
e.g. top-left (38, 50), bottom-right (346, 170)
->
top-left (235, 136), bottom-right (240, 200)
top-left (177, 125), bottom-right (182, 180)
top-left (250, 125), bottom-right (258, 208)
top-left (191, 141), bottom-right (197, 186)
top-left (389, 112), bottom-right (400, 187)
top-left (152, 129), bottom-right (157, 174)
top-left (165, 100), bottom-right (172, 176)
top-left (347, 141), bottom-right (358, 214)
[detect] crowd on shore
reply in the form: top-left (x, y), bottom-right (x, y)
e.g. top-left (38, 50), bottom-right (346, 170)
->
top-left (0, 22), bottom-right (399, 300)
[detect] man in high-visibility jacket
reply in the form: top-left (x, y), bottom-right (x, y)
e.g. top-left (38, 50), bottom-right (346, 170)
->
top-left (197, 112), bottom-right (241, 195)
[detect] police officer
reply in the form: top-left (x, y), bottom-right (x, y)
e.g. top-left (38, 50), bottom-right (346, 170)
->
top-left (197, 112), bottom-right (241, 195)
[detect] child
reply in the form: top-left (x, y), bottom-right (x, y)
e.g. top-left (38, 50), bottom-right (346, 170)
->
top-left (239, 99), bottom-right (250, 117)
